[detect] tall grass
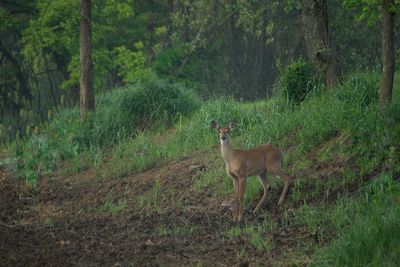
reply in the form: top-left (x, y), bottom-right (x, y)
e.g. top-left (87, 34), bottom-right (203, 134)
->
top-left (6, 75), bottom-right (200, 182)
top-left (311, 173), bottom-right (400, 267)
top-left (6, 72), bottom-right (400, 190)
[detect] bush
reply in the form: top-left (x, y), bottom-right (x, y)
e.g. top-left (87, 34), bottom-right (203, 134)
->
top-left (92, 73), bottom-right (201, 145)
top-left (281, 58), bottom-right (321, 104)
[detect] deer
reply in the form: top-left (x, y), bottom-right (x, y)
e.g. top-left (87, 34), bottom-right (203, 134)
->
top-left (211, 120), bottom-right (292, 222)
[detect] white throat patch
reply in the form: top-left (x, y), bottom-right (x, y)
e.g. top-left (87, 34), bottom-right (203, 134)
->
top-left (220, 139), bottom-right (228, 145)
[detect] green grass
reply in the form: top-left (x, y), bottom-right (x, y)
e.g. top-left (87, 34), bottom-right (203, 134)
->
top-left (226, 218), bottom-right (277, 252)
top-left (3, 71), bottom-right (400, 265)
top-left (6, 74), bottom-right (201, 182)
top-left (136, 178), bottom-right (163, 216)
top-left (312, 173), bottom-right (400, 267)
top-left (156, 220), bottom-right (199, 237)
top-left (97, 198), bottom-right (127, 214)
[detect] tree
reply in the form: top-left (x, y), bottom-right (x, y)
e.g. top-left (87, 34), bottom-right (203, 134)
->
top-left (301, 0), bottom-right (341, 88)
top-left (379, 0), bottom-right (395, 108)
top-left (0, 0), bottom-right (35, 115)
top-left (79, 0), bottom-right (94, 120)
top-left (342, 0), bottom-right (399, 109)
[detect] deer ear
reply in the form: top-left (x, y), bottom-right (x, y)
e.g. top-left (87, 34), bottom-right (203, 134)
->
top-left (211, 120), bottom-right (219, 129)
top-left (228, 122), bottom-right (236, 129)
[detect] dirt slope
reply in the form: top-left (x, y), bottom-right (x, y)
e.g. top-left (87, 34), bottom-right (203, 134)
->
top-left (0, 144), bottom-right (347, 266)
top-left (0, 148), bottom-right (268, 266)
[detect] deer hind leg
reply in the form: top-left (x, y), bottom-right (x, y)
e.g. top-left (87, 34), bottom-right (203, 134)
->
top-left (253, 171), bottom-right (270, 213)
top-left (270, 166), bottom-right (292, 206)
top-left (238, 176), bottom-right (247, 221)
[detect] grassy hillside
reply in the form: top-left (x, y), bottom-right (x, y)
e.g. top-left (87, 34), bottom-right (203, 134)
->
top-left (2, 72), bottom-right (400, 265)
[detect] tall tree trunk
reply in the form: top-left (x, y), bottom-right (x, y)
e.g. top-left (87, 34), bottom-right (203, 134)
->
top-left (379, 0), bottom-right (395, 109)
top-left (301, 0), bottom-right (340, 88)
top-left (79, 0), bottom-right (94, 121)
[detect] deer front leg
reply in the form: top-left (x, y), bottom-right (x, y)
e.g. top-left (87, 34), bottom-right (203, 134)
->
top-left (231, 176), bottom-right (239, 221)
top-left (238, 176), bottom-right (247, 221)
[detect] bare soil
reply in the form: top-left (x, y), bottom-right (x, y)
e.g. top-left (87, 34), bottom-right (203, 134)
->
top-left (0, 144), bottom-right (357, 266)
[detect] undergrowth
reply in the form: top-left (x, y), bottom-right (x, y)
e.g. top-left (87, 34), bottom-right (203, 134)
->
top-left (3, 71), bottom-right (400, 265)
top-left (7, 74), bottom-right (200, 182)
top-left (312, 173), bottom-right (400, 266)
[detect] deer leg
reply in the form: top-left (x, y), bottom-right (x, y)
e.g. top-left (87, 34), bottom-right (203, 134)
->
top-left (231, 176), bottom-right (239, 221)
top-left (271, 167), bottom-right (292, 206)
top-left (253, 172), bottom-right (270, 213)
top-left (238, 176), bottom-right (247, 221)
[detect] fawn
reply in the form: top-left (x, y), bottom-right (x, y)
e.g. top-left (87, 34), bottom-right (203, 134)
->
top-left (211, 120), bottom-right (292, 221)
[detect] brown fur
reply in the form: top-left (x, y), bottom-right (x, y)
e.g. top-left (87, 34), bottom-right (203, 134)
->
top-left (211, 121), bottom-right (292, 221)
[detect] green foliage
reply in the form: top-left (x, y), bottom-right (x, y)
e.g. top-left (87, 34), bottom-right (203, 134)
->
top-left (154, 44), bottom-right (187, 75)
top-left (312, 173), bottom-right (400, 267)
top-left (332, 72), bottom-right (379, 107)
top-left (342, 0), bottom-right (400, 26)
top-left (10, 134), bottom-right (61, 183)
top-left (3, 0), bottom-right (395, 144)
top-left (113, 43), bottom-right (148, 83)
top-left (21, 0), bottom-right (160, 92)
top-left (92, 73), bottom-right (201, 145)
top-left (3, 70), bottom-right (400, 266)
top-left (281, 58), bottom-right (321, 104)
top-left (7, 75), bottom-right (200, 181)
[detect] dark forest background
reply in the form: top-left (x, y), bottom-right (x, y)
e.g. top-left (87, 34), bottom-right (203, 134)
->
top-left (1, 0), bottom-right (399, 141)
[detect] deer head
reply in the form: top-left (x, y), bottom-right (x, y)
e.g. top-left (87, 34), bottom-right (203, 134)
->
top-left (211, 120), bottom-right (236, 143)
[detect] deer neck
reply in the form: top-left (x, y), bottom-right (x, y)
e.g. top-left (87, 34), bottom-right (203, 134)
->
top-left (220, 139), bottom-right (235, 164)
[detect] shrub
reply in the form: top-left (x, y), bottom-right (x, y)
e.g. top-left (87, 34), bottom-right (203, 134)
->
top-left (92, 73), bottom-right (201, 145)
top-left (281, 58), bottom-right (321, 104)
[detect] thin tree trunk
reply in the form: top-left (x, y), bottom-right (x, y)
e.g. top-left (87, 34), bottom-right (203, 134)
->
top-left (44, 55), bottom-right (57, 107)
top-left (79, 0), bottom-right (94, 121)
top-left (0, 39), bottom-right (32, 100)
top-left (301, 0), bottom-right (340, 88)
top-left (379, 0), bottom-right (395, 109)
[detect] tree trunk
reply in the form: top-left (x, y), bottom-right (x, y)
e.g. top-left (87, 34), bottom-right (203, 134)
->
top-left (79, 0), bottom-right (94, 121)
top-left (301, 0), bottom-right (340, 88)
top-left (0, 39), bottom-right (32, 100)
top-left (379, 0), bottom-right (395, 109)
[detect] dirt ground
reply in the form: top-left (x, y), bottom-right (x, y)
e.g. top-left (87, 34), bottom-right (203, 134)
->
top-left (0, 147), bottom-right (329, 266)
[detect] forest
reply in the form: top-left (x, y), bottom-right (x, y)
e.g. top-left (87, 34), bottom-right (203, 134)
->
top-left (1, 0), bottom-right (400, 266)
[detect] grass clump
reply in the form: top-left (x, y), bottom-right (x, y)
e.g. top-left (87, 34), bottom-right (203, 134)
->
top-left (92, 73), bottom-right (201, 145)
top-left (7, 74), bottom-right (200, 183)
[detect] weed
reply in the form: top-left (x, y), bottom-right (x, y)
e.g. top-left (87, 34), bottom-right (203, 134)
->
top-left (155, 220), bottom-right (198, 237)
top-left (97, 198), bottom-right (127, 214)
top-left (136, 178), bottom-right (163, 216)
top-left (226, 219), bottom-right (277, 252)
